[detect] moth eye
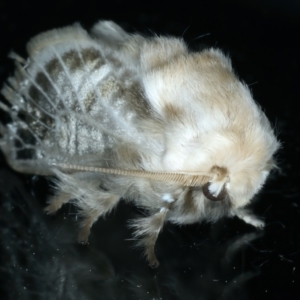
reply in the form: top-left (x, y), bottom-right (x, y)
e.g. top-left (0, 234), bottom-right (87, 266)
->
top-left (202, 182), bottom-right (227, 201)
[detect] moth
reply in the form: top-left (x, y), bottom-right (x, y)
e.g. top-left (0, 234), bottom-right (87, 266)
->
top-left (0, 20), bottom-right (279, 267)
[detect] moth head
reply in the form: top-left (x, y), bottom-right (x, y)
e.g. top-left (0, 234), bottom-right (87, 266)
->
top-left (201, 156), bottom-right (277, 208)
top-left (224, 162), bottom-right (275, 208)
top-left (201, 166), bottom-right (228, 202)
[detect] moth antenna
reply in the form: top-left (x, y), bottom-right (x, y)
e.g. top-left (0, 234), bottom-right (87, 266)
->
top-left (52, 163), bottom-right (211, 187)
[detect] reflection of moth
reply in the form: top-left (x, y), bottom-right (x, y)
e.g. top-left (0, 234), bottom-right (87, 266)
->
top-left (0, 21), bottom-right (279, 267)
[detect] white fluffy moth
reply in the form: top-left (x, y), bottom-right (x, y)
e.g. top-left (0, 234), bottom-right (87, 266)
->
top-left (0, 20), bottom-right (279, 267)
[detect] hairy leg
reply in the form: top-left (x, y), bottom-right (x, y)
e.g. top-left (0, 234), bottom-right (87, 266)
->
top-left (44, 191), bottom-right (73, 214)
top-left (234, 209), bottom-right (265, 228)
top-left (77, 193), bottom-right (120, 243)
top-left (130, 207), bottom-right (169, 268)
top-left (44, 175), bottom-right (121, 243)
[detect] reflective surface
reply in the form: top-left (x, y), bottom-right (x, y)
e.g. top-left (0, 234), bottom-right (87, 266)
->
top-left (1, 1), bottom-right (300, 299)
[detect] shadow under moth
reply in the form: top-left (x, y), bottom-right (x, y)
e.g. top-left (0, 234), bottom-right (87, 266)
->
top-left (0, 21), bottom-right (279, 267)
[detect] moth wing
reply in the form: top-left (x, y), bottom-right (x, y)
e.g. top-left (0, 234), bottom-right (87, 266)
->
top-left (0, 23), bottom-right (163, 175)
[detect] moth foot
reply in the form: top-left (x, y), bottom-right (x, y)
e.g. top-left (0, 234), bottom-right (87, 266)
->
top-left (77, 226), bottom-right (91, 244)
top-left (44, 192), bottom-right (72, 215)
top-left (77, 239), bottom-right (89, 245)
top-left (254, 219), bottom-right (265, 229)
top-left (44, 203), bottom-right (60, 215)
top-left (237, 211), bottom-right (265, 229)
top-left (244, 215), bottom-right (265, 228)
top-left (148, 258), bottom-right (160, 268)
top-left (145, 245), bottom-right (160, 268)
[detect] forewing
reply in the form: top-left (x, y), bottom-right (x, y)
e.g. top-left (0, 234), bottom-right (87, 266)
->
top-left (0, 24), bottom-right (157, 175)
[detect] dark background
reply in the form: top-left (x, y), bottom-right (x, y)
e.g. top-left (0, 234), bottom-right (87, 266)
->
top-left (0, 1), bottom-right (299, 299)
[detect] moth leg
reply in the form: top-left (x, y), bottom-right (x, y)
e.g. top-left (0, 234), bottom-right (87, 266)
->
top-left (138, 193), bottom-right (174, 267)
top-left (77, 194), bottom-right (120, 244)
top-left (44, 191), bottom-right (72, 215)
top-left (131, 206), bottom-right (169, 268)
top-left (234, 209), bottom-right (265, 229)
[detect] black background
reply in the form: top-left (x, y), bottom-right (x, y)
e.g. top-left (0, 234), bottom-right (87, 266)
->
top-left (0, 1), bottom-right (300, 299)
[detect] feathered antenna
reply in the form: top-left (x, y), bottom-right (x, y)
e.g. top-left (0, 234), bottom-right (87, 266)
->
top-left (52, 163), bottom-right (211, 187)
